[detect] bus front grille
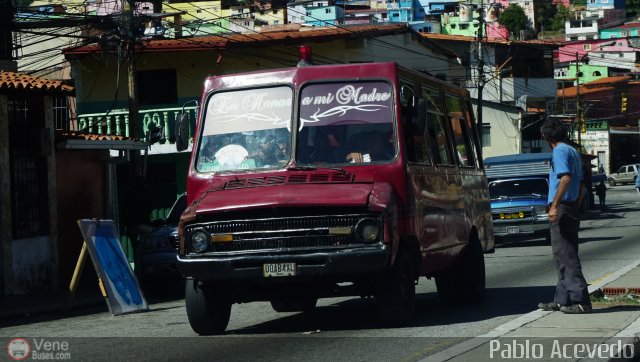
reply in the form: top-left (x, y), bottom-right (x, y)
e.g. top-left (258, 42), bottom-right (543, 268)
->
top-left (186, 214), bottom-right (382, 253)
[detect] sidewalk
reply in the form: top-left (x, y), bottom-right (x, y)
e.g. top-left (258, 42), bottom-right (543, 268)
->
top-left (0, 288), bottom-right (104, 325)
top-left (424, 258), bottom-right (640, 362)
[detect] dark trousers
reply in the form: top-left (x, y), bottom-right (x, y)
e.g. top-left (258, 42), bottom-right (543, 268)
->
top-left (551, 203), bottom-right (591, 306)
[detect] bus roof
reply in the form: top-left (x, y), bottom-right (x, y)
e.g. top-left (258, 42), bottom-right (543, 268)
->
top-left (203, 62), bottom-right (399, 92)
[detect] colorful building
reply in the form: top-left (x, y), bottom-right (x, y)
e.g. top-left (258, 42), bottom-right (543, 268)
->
top-left (386, 0), bottom-right (419, 23)
top-left (287, 0), bottom-right (344, 26)
top-left (601, 23), bottom-right (640, 39)
top-left (564, 8), bottom-right (626, 41)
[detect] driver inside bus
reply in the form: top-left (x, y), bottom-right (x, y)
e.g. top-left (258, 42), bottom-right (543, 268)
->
top-left (345, 131), bottom-right (394, 163)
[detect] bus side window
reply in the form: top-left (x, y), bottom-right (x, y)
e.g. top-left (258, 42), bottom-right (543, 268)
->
top-left (464, 101), bottom-right (482, 169)
top-left (445, 94), bottom-right (475, 168)
top-left (401, 80), bottom-right (431, 164)
top-left (422, 87), bottom-right (453, 166)
top-left (405, 104), bottom-right (432, 165)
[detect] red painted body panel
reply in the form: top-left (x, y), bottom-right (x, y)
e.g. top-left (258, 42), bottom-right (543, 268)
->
top-left (194, 182), bottom-right (374, 214)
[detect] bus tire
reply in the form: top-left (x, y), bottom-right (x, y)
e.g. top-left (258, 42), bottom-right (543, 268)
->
top-left (374, 247), bottom-right (417, 326)
top-left (185, 279), bottom-right (231, 335)
top-left (270, 297), bottom-right (317, 312)
top-left (435, 232), bottom-right (485, 304)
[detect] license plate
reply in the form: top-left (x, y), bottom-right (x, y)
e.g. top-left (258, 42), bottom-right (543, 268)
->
top-left (506, 226), bottom-right (520, 234)
top-left (263, 263), bottom-right (296, 277)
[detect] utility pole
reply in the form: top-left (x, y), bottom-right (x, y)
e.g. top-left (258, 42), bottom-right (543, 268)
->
top-left (126, 0), bottom-right (142, 178)
top-left (475, 0), bottom-right (485, 149)
top-left (575, 52), bottom-right (582, 149)
top-left (0, 0), bottom-right (15, 70)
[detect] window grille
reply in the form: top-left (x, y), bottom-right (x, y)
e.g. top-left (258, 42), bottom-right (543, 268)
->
top-left (7, 95), bottom-right (50, 239)
top-left (53, 95), bottom-right (70, 130)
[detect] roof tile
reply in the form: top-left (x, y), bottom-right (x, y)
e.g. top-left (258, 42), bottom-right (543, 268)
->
top-left (418, 33), bottom-right (561, 47)
top-left (55, 131), bottom-right (138, 142)
top-left (0, 70), bottom-right (74, 93)
top-left (65, 24), bottom-right (409, 55)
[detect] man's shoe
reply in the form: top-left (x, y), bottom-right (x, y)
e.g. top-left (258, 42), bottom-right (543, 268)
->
top-left (560, 304), bottom-right (592, 314)
top-left (538, 302), bottom-right (561, 311)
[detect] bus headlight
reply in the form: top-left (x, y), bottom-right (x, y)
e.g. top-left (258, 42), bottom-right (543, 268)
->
top-left (355, 218), bottom-right (379, 243)
top-left (190, 230), bottom-right (209, 253)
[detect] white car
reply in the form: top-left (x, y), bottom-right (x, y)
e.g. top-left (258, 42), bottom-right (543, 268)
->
top-left (608, 164), bottom-right (639, 186)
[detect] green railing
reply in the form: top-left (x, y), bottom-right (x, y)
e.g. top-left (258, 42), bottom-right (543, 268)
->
top-left (77, 106), bottom-right (198, 142)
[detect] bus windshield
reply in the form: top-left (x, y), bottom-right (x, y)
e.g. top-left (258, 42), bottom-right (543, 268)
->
top-left (197, 86), bottom-right (293, 172)
top-left (296, 81), bottom-right (396, 165)
top-left (196, 81), bottom-right (396, 173)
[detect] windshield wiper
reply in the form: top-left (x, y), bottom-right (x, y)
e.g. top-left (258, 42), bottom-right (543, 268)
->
top-left (287, 165), bottom-right (349, 174)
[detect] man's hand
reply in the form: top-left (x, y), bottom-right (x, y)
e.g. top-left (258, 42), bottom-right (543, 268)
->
top-left (548, 204), bottom-right (558, 223)
top-left (346, 152), bottom-right (364, 163)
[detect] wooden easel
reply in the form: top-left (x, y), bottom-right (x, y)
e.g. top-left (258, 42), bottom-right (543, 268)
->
top-left (66, 241), bottom-right (109, 311)
top-left (68, 219), bottom-right (148, 315)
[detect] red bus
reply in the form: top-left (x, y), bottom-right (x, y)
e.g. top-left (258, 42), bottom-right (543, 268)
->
top-left (175, 49), bottom-right (494, 334)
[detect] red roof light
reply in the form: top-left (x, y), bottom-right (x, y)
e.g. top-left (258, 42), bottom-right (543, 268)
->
top-left (297, 45), bottom-right (313, 67)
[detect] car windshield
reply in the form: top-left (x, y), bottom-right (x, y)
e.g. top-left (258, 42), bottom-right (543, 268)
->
top-left (489, 179), bottom-right (548, 199)
top-left (196, 86), bottom-right (293, 172)
top-left (296, 81), bottom-right (395, 165)
top-left (166, 194), bottom-right (187, 224)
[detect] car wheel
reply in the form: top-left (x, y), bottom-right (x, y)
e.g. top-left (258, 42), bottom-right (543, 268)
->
top-left (608, 179), bottom-right (616, 187)
top-left (435, 232), bottom-right (485, 304)
top-left (270, 296), bottom-right (317, 312)
top-left (185, 279), bottom-right (231, 335)
top-left (374, 246), bottom-right (417, 326)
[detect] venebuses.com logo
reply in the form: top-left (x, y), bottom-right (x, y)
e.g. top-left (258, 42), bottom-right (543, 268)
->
top-left (6, 338), bottom-right (71, 361)
top-left (7, 338), bottom-right (30, 361)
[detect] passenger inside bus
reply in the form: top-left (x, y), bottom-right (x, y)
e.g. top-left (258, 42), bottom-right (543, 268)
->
top-left (299, 127), bottom-right (342, 164)
top-left (345, 131), bottom-right (394, 163)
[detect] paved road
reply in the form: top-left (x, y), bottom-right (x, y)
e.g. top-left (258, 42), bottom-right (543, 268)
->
top-left (2, 185), bottom-right (639, 361)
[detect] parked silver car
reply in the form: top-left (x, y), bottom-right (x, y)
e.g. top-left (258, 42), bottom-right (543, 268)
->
top-left (608, 164), bottom-right (639, 186)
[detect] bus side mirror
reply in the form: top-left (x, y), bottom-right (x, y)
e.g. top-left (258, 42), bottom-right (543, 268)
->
top-left (414, 98), bottom-right (427, 134)
top-left (176, 112), bottom-right (189, 152)
top-left (176, 100), bottom-right (197, 152)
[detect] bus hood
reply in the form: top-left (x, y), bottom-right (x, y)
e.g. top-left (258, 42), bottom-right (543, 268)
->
top-left (192, 183), bottom-right (376, 214)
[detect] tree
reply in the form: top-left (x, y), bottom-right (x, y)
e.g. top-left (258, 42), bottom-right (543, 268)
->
top-left (550, 4), bottom-right (571, 33)
top-left (627, 0), bottom-right (640, 19)
top-left (536, 1), bottom-right (556, 34)
top-left (498, 4), bottom-right (528, 39)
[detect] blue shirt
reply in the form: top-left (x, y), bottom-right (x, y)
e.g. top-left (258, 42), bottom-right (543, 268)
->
top-left (548, 143), bottom-right (583, 204)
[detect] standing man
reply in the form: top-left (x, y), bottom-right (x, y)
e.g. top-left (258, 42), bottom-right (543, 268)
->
top-left (635, 173), bottom-right (640, 198)
top-left (537, 119), bottom-right (592, 314)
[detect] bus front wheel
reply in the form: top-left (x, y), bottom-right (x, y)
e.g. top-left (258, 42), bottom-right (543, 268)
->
top-left (185, 279), bottom-right (232, 335)
top-left (374, 247), bottom-right (417, 326)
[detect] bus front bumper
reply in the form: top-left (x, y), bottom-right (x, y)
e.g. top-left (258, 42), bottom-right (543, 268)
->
top-left (177, 244), bottom-right (391, 281)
